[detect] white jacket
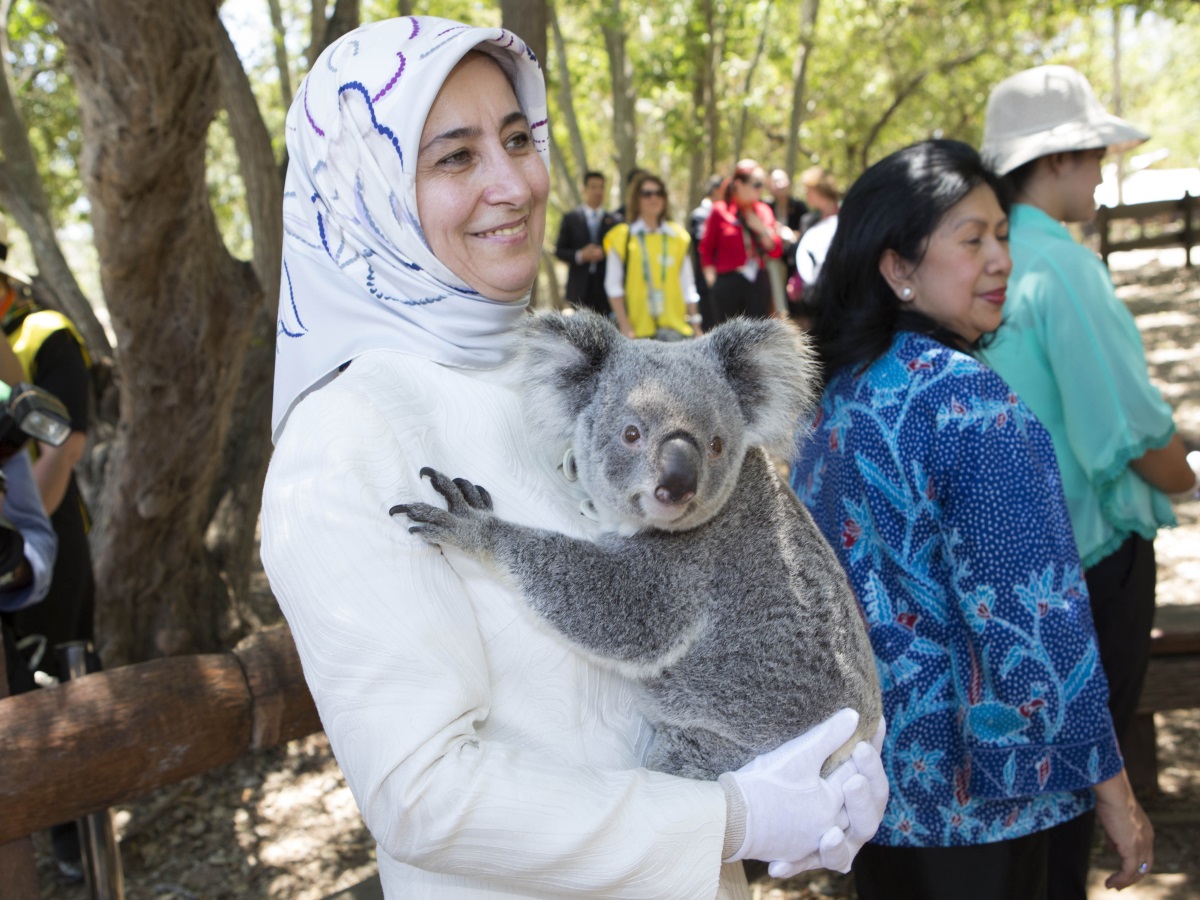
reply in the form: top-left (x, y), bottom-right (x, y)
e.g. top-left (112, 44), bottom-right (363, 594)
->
top-left (261, 349), bottom-right (749, 898)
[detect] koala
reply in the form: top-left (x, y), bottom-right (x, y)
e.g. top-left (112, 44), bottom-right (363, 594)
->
top-left (391, 310), bottom-right (881, 779)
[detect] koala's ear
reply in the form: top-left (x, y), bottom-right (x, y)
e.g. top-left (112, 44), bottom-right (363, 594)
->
top-left (704, 317), bottom-right (821, 457)
top-left (518, 310), bottom-right (618, 439)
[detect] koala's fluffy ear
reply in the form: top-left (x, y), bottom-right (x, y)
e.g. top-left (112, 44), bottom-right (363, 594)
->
top-left (704, 317), bottom-right (821, 457)
top-left (517, 310), bottom-right (619, 444)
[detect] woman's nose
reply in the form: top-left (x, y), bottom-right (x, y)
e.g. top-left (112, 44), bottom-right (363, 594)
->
top-left (482, 149), bottom-right (533, 206)
top-left (988, 236), bottom-right (1012, 275)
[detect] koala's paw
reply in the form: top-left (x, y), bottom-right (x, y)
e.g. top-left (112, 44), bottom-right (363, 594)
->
top-left (389, 467), bottom-right (495, 553)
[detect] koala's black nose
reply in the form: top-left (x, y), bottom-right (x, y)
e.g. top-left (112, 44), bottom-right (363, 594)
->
top-left (655, 437), bottom-right (699, 505)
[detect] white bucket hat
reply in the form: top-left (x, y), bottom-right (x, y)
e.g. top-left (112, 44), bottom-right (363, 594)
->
top-left (981, 65), bottom-right (1148, 176)
top-left (0, 218), bottom-right (31, 285)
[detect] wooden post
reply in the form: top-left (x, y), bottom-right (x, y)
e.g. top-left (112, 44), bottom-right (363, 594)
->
top-left (1183, 193), bottom-right (1194, 268)
top-left (0, 632), bottom-right (41, 899)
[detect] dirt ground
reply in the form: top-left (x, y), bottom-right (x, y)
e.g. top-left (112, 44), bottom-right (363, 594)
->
top-left (30, 253), bottom-right (1200, 900)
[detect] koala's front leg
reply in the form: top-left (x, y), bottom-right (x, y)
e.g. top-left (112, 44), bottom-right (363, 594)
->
top-left (390, 467), bottom-right (498, 559)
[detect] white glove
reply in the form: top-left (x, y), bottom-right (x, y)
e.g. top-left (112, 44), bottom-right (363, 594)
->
top-left (766, 717), bottom-right (889, 877)
top-left (722, 708), bottom-right (864, 866)
top-left (1168, 451), bottom-right (1200, 503)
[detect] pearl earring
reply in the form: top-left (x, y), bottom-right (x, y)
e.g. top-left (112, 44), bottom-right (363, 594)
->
top-left (900, 287), bottom-right (913, 300)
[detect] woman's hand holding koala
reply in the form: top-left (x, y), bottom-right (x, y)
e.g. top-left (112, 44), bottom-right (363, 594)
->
top-left (719, 709), bottom-right (888, 874)
top-left (765, 716), bottom-right (889, 877)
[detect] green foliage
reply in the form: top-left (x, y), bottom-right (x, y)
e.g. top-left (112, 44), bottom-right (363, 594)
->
top-left (11, 0), bottom-right (1198, 283)
top-left (207, 110), bottom-right (255, 262)
top-left (5, 0), bottom-right (82, 227)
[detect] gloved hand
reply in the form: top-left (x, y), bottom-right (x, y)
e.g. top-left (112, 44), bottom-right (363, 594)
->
top-left (1167, 451), bottom-right (1200, 503)
top-left (766, 716), bottom-right (889, 877)
top-left (722, 708), bottom-right (872, 868)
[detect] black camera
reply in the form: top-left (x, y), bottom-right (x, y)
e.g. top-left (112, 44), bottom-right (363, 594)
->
top-left (0, 380), bottom-right (71, 454)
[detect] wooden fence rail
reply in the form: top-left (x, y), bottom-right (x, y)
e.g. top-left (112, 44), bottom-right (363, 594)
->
top-left (1095, 193), bottom-right (1197, 266)
top-left (0, 625), bottom-right (320, 896)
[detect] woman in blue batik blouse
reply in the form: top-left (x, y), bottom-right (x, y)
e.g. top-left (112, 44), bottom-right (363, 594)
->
top-left (789, 140), bottom-right (1152, 900)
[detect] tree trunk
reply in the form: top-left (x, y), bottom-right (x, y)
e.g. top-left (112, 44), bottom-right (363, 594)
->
top-left (731, 1), bottom-right (772, 164)
top-left (784, 0), bottom-right (819, 181)
top-left (306, 0), bottom-right (328, 65)
top-left (685, 0), bottom-right (717, 209)
top-left (40, 0), bottom-right (261, 665)
top-left (601, 0), bottom-right (637, 185)
top-left (204, 17), bottom-right (285, 637)
top-left (548, 127), bottom-right (581, 211)
top-left (500, 0), bottom-right (547, 72)
top-left (706, 0), bottom-right (725, 179)
top-left (0, 0), bottom-right (112, 362)
top-left (307, 0), bottom-right (359, 69)
top-left (548, 0), bottom-right (588, 189)
top-left (266, 0), bottom-right (294, 113)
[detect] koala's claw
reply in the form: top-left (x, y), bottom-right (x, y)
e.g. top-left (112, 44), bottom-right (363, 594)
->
top-left (420, 467), bottom-right (494, 512)
top-left (390, 468), bottom-right (496, 552)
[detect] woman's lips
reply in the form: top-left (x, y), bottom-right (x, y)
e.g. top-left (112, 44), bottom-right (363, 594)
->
top-left (980, 287), bottom-right (1007, 305)
top-left (473, 217), bottom-right (528, 239)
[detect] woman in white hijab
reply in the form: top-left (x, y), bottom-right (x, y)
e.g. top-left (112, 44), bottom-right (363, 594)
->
top-left (261, 17), bottom-right (886, 898)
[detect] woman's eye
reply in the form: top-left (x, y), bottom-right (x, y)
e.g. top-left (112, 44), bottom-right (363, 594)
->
top-left (709, 436), bottom-right (723, 456)
top-left (506, 131), bottom-right (531, 151)
top-left (623, 425), bottom-right (641, 444)
top-left (439, 149), bottom-right (472, 167)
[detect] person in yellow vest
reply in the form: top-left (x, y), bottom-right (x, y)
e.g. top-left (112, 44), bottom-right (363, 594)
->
top-left (0, 218), bottom-right (94, 881)
top-left (602, 172), bottom-right (702, 341)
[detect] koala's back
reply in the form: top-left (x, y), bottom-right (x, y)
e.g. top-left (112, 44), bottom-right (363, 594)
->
top-left (637, 448), bottom-right (881, 778)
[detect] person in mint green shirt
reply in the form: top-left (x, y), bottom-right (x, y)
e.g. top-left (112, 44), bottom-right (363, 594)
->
top-left (980, 65), bottom-right (1199, 899)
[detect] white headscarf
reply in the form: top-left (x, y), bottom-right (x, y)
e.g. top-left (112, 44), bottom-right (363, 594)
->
top-left (271, 16), bottom-right (550, 442)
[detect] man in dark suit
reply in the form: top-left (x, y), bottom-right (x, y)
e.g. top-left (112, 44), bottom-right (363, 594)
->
top-left (555, 171), bottom-right (617, 316)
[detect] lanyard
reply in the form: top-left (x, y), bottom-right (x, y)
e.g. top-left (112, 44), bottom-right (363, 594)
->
top-left (635, 226), bottom-right (669, 317)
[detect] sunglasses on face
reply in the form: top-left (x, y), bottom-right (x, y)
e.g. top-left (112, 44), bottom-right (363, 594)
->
top-left (640, 188), bottom-right (664, 198)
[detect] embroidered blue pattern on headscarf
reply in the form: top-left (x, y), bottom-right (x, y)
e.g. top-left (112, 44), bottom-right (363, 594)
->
top-left (272, 16), bottom-right (550, 443)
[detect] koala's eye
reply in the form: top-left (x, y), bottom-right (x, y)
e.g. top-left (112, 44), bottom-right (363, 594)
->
top-left (623, 425), bottom-right (641, 444)
top-left (709, 436), bottom-right (723, 456)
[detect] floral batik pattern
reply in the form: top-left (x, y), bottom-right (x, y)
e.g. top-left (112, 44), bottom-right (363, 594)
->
top-left (791, 331), bottom-right (1123, 847)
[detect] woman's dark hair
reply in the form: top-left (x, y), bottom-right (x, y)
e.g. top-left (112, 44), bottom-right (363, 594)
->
top-left (808, 139), bottom-right (1010, 382)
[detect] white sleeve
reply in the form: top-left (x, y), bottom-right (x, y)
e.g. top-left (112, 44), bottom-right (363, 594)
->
top-left (679, 252), bottom-right (700, 305)
top-left (604, 247), bottom-right (626, 299)
top-left (795, 231), bottom-right (817, 284)
top-left (261, 376), bottom-right (727, 897)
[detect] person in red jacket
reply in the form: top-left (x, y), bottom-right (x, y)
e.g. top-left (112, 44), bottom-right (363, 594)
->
top-left (698, 159), bottom-right (783, 325)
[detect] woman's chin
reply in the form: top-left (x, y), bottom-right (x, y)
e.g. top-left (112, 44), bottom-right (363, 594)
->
top-left (464, 264), bottom-right (539, 303)
top-left (478, 281), bottom-right (535, 303)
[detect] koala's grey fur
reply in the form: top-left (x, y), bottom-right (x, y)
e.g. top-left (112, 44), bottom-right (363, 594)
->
top-left (393, 310), bottom-right (881, 779)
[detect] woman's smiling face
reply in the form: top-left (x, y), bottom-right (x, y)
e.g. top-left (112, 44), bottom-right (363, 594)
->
top-left (415, 52), bottom-right (549, 302)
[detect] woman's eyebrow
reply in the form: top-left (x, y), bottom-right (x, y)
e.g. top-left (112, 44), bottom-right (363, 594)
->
top-left (420, 111), bottom-right (528, 156)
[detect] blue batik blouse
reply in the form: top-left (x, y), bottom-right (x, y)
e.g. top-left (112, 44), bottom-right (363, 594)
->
top-left (790, 331), bottom-right (1123, 848)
